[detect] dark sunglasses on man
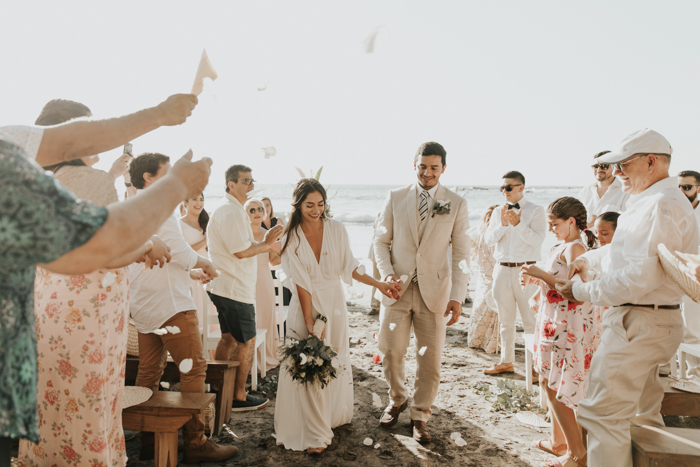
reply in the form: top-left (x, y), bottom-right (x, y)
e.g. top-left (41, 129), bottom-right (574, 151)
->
top-left (248, 206), bottom-right (265, 214)
top-left (499, 184), bottom-right (523, 192)
top-left (591, 163), bottom-right (610, 170)
top-left (237, 178), bottom-right (256, 186)
top-left (680, 184), bottom-right (700, 192)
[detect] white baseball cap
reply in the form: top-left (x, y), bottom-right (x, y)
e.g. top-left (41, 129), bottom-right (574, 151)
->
top-left (598, 128), bottom-right (672, 164)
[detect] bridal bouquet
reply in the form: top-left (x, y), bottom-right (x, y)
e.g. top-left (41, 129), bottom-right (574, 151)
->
top-left (282, 315), bottom-right (340, 389)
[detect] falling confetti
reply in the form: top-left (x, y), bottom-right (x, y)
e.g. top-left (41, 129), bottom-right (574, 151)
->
top-left (372, 354), bottom-right (381, 364)
top-left (101, 273), bottom-right (116, 288)
top-left (450, 432), bottom-right (462, 440)
top-left (261, 147), bottom-right (277, 159)
top-left (400, 275), bottom-right (408, 283)
top-left (356, 265), bottom-right (366, 275)
top-left (179, 358), bottom-right (193, 373)
top-left (160, 382), bottom-right (170, 389)
top-left (361, 26), bottom-right (385, 54)
top-left (374, 443), bottom-right (381, 449)
top-left (277, 270), bottom-right (288, 283)
top-left (389, 323), bottom-right (397, 331)
top-left (372, 393), bottom-right (382, 408)
top-left (418, 346), bottom-right (427, 356)
top-left (376, 226), bottom-right (388, 235)
top-left (455, 438), bottom-right (467, 447)
top-left (363, 438), bottom-right (373, 446)
top-left (165, 326), bottom-right (181, 335)
top-left (153, 328), bottom-right (168, 336)
top-left (458, 259), bottom-right (469, 274)
top-left (257, 82), bottom-right (268, 91)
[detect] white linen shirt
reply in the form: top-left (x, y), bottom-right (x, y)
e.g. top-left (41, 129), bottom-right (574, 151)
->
top-left (0, 126), bottom-right (44, 160)
top-left (577, 178), bottom-right (630, 223)
top-left (484, 197), bottom-right (546, 262)
top-left (573, 177), bottom-right (699, 307)
top-left (207, 193), bottom-right (257, 304)
top-left (129, 211), bottom-right (199, 333)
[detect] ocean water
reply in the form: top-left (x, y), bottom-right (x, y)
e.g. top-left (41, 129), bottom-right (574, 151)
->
top-left (202, 184), bottom-right (582, 267)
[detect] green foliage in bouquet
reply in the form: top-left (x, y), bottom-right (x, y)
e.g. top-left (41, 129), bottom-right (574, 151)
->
top-left (473, 380), bottom-right (540, 413)
top-left (281, 332), bottom-right (340, 389)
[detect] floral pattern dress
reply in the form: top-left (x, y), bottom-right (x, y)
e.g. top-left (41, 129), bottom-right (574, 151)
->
top-left (533, 240), bottom-right (597, 409)
top-left (0, 134), bottom-right (107, 443)
top-left (467, 232), bottom-right (499, 353)
top-left (19, 166), bottom-right (128, 466)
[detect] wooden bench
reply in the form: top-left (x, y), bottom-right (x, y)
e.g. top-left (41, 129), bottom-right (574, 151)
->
top-left (660, 377), bottom-right (700, 418)
top-left (632, 425), bottom-right (700, 466)
top-left (123, 391), bottom-right (215, 467)
top-left (125, 357), bottom-right (239, 435)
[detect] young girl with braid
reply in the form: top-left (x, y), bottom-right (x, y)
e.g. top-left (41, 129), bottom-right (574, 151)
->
top-left (519, 197), bottom-right (598, 467)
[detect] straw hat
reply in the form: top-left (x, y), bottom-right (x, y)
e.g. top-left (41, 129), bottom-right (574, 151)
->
top-left (123, 386), bottom-right (152, 408)
top-left (658, 244), bottom-right (700, 302)
top-left (54, 166), bottom-right (118, 207)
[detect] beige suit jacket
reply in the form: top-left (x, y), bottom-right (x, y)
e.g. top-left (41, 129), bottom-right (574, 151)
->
top-left (373, 183), bottom-right (470, 313)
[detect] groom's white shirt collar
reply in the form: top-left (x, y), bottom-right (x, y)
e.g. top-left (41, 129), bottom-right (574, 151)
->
top-left (416, 182), bottom-right (439, 200)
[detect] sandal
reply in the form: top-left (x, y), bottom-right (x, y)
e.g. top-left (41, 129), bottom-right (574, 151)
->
top-left (545, 451), bottom-right (587, 467)
top-left (307, 446), bottom-right (325, 455)
top-left (533, 439), bottom-right (567, 456)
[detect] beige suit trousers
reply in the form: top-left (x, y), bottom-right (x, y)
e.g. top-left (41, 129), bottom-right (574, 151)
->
top-left (577, 306), bottom-right (684, 467)
top-left (378, 283), bottom-right (448, 422)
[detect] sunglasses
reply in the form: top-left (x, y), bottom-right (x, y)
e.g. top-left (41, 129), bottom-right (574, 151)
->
top-left (499, 184), bottom-right (523, 192)
top-left (680, 185), bottom-right (700, 192)
top-left (248, 207), bottom-right (265, 214)
top-left (612, 154), bottom-right (648, 172)
top-left (237, 178), bottom-right (256, 186)
top-left (591, 164), bottom-right (610, 170)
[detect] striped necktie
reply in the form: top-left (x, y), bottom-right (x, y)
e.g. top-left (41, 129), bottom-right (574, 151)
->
top-left (413, 190), bottom-right (429, 283)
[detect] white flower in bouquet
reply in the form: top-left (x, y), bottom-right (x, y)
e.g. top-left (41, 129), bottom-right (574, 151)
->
top-left (331, 357), bottom-right (340, 369)
top-left (314, 357), bottom-right (324, 366)
top-left (313, 316), bottom-right (326, 336)
top-left (299, 353), bottom-right (308, 365)
top-left (299, 372), bottom-right (305, 379)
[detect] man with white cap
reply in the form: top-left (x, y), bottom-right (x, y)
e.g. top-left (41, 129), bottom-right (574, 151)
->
top-left (556, 129), bottom-right (698, 467)
top-left (577, 150), bottom-right (629, 228)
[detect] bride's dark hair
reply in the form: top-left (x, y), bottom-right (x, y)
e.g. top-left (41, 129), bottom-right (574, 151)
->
top-left (281, 178), bottom-right (328, 255)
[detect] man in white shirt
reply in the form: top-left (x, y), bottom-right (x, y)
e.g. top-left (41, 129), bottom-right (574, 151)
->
top-left (557, 130), bottom-right (699, 467)
top-left (578, 150), bottom-right (630, 228)
top-left (677, 170), bottom-right (700, 378)
top-left (483, 171), bottom-right (546, 375)
top-left (128, 153), bottom-right (238, 464)
top-left (207, 165), bottom-right (283, 412)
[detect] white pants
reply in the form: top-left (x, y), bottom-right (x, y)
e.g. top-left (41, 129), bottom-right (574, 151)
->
top-left (492, 264), bottom-right (536, 364)
top-left (682, 295), bottom-right (700, 377)
top-left (577, 306), bottom-right (684, 467)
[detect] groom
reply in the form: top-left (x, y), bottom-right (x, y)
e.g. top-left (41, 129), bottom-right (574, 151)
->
top-left (374, 141), bottom-right (470, 443)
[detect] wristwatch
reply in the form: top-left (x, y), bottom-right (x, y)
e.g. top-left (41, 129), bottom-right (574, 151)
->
top-left (125, 182), bottom-right (133, 187)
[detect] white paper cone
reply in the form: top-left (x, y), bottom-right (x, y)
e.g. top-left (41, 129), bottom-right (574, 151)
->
top-left (191, 49), bottom-right (218, 96)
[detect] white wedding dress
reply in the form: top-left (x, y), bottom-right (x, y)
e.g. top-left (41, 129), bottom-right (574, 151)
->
top-left (274, 218), bottom-right (358, 451)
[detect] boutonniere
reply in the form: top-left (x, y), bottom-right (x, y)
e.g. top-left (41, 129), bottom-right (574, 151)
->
top-left (432, 200), bottom-right (451, 217)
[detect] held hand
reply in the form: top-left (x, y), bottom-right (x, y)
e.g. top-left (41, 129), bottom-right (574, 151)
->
top-left (169, 149), bottom-right (213, 199)
top-left (519, 271), bottom-right (532, 291)
top-left (444, 300), bottom-right (462, 326)
top-left (567, 257), bottom-right (590, 281)
top-left (145, 236), bottom-right (171, 268)
top-left (200, 260), bottom-right (219, 282)
top-left (189, 269), bottom-right (207, 283)
top-left (155, 94), bottom-right (198, 126)
top-left (500, 205), bottom-right (509, 226)
top-left (377, 281), bottom-right (400, 300)
top-left (384, 274), bottom-right (404, 293)
top-left (269, 241), bottom-right (282, 255)
top-left (521, 263), bottom-right (543, 280)
top-left (108, 153), bottom-right (133, 179)
top-left (264, 225), bottom-right (285, 247)
top-left (528, 294), bottom-right (539, 312)
top-left (555, 279), bottom-right (581, 304)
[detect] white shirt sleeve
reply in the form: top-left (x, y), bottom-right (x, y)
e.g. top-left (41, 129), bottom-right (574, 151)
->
top-left (0, 125), bottom-right (44, 160)
top-left (158, 215), bottom-right (199, 271)
top-left (483, 207), bottom-right (507, 247)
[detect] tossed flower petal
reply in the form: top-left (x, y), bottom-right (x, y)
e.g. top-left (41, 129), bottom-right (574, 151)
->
top-left (179, 358), bottom-right (193, 373)
top-left (363, 438), bottom-right (373, 446)
top-left (418, 346), bottom-right (427, 356)
top-left (153, 328), bottom-right (168, 336)
top-left (389, 323), bottom-right (397, 331)
top-left (101, 273), bottom-right (116, 288)
top-left (165, 326), bottom-right (181, 335)
top-left (356, 265), bottom-right (366, 275)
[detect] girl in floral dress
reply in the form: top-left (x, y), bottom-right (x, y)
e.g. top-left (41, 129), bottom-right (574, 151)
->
top-left (520, 197), bottom-right (597, 467)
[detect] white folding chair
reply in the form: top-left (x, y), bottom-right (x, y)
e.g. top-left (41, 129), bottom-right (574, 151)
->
top-left (270, 264), bottom-right (289, 344)
top-left (678, 343), bottom-right (700, 380)
top-left (201, 285), bottom-right (267, 391)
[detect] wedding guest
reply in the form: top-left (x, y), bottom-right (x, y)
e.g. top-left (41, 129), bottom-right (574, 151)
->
top-left (557, 129), bottom-right (698, 467)
top-left (521, 197), bottom-right (597, 467)
top-left (261, 197), bottom-right (284, 230)
top-left (374, 142), bottom-right (470, 442)
top-left (245, 198), bottom-right (281, 371)
top-left (275, 178), bottom-right (399, 453)
top-left (677, 170), bottom-right (700, 378)
top-left (180, 193), bottom-right (212, 330)
top-left (483, 171), bottom-right (546, 375)
top-left (467, 205), bottom-right (500, 353)
top-left (578, 151), bottom-right (630, 228)
top-left (0, 94), bottom-right (206, 461)
top-left (593, 211), bottom-right (619, 247)
top-left (128, 153), bottom-right (237, 463)
top-left (19, 99), bottom-right (161, 466)
top-left (207, 165), bottom-right (284, 411)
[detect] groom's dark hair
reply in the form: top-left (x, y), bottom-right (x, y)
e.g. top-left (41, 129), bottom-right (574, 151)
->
top-left (414, 142), bottom-right (446, 166)
top-left (502, 170), bottom-right (525, 186)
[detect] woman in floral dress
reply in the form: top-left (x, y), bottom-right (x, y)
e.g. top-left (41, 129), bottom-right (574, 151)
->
top-left (520, 197), bottom-right (597, 467)
top-left (467, 205), bottom-right (500, 353)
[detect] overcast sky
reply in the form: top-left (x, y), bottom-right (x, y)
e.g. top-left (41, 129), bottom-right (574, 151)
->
top-left (2, 1), bottom-right (699, 187)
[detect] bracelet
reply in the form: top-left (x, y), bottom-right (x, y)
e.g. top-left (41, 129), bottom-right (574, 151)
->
top-left (124, 182), bottom-right (133, 187)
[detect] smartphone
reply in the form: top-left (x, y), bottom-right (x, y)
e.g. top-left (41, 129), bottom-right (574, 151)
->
top-left (123, 143), bottom-right (133, 155)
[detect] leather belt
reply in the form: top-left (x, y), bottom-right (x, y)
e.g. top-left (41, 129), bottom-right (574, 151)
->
top-left (621, 303), bottom-right (681, 310)
top-left (499, 261), bottom-right (536, 268)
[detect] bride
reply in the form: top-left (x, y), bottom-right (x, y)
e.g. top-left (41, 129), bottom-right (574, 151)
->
top-left (274, 178), bottom-right (399, 454)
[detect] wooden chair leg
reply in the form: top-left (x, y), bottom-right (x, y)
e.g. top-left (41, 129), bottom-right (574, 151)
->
top-left (260, 334), bottom-right (267, 378)
top-left (154, 431), bottom-right (178, 467)
top-left (251, 346), bottom-right (258, 392)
